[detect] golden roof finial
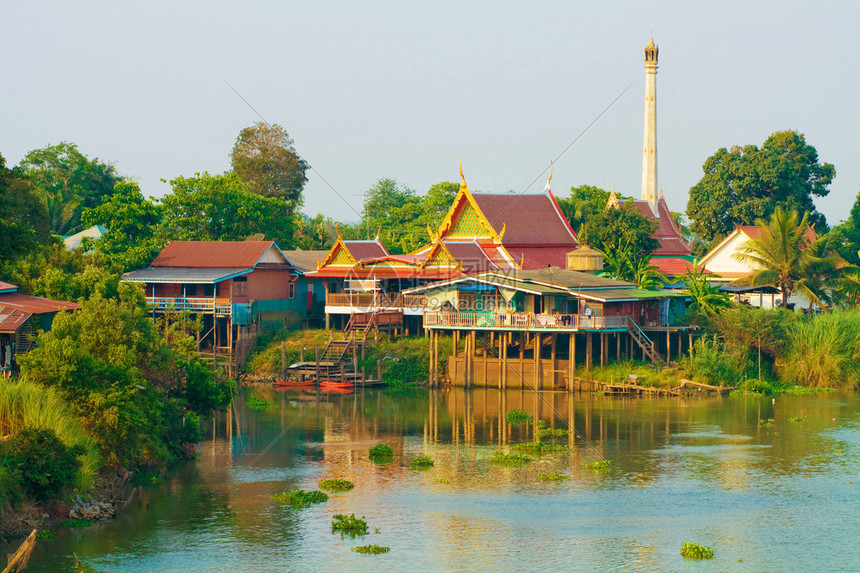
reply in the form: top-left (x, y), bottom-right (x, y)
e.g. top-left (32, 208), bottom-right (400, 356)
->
top-left (608, 186), bottom-right (619, 208)
top-left (544, 160), bottom-right (553, 192)
top-left (459, 156), bottom-right (467, 189)
top-left (335, 223), bottom-right (341, 238)
top-left (647, 36), bottom-right (655, 48)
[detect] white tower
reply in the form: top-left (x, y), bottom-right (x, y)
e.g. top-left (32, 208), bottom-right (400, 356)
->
top-left (641, 37), bottom-right (659, 217)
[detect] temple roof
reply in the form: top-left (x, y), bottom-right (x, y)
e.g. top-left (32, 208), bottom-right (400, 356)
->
top-left (626, 196), bottom-right (691, 256)
top-left (470, 192), bottom-right (577, 246)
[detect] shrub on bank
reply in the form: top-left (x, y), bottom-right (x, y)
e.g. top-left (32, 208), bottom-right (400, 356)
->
top-left (244, 328), bottom-right (331, 376)
top-left (360, 335), bottom-right (452, 388)
top-left (2, 427), bottom-right (83, 502)
top-left (777, 310), bottom-right (860, 389)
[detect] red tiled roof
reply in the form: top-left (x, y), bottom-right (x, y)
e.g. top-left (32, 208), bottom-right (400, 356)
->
top-left (0, 293), bottom-right (80, 315)
top-left (0, 281), bottom-right (17, 293)
top-left (443, 242), bottom-right (501, 273)
top-left (343, 240), bottom-right (389, 261)
top-left (152, 241), bottom-right (277, 268)
top-left (504, 246), bottom-right (573, 270)
top-left (0, 308), bottom-right (31, 333)
top-left (471, 193), bottom-right (578, 246)
top-left (650, 257), bottom-right (705, 276)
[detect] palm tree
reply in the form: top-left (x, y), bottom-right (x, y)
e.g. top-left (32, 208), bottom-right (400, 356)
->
top-left (680, 259), bottom-right (731, 317)
top-left (733, 207), bottom-right (820, 308)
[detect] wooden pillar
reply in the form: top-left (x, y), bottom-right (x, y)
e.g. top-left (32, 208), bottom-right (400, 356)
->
top-left (586, 332), bottom-right (593, 371)
top-left (227, 321), bottom-right (233, 377)
top-left (315, 345), bottom-right (320, 383)
top-left (616, 332), bottom-right (621, 361)
top-left (281, 342), bottom-right (287, 380)
top-left (689, 332), bottom-right (694, 365)
top-left (550, 334), bottom-right (557, 389)
top-left (323, 281), bottom-right (330, 330)
top-left (533, 333), bottom-right (541, 389)
top-left (483, 333), bottom-right (489, 385)
top-left (519, 332), bottom-right (525, 360)
top-left (666, 328), bottom-right (671, 363)
top-left (213, 316), bottom-right (218, 367)
top-left (497, 332), bottom-right (504, 390)
top-left (600, 332), bottom-right (606, 367)
top-left (464, 331), bottom-right (471, 387)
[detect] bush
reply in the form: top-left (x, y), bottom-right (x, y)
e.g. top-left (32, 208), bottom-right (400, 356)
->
top-left (353, 544), bottom-right (390, 554)
top-left (690, 338), bottom-right (742, 386)
top-left (581, 459), bottom-right (611, 470)
top-left (3, 427), bottom-right (83, 501)
top-left (408, 456), bottom-right (434, 470)
top-left (488, 451), bottom-right (531, 467)
top-left (778, 311), bottom-right (860, 389)
top-left (360, 335), bottom-right (452, 389)
top-left (505, 409), bottom-right (532, 426)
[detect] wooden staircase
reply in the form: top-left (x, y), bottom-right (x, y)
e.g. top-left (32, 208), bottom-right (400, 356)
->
top-left (626, 316), bottom-right (665, 367)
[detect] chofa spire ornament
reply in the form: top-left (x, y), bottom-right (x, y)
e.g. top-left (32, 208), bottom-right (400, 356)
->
top-left (544, 160), bottom-right (553, 192)
top-left (459, 156), bottom-right (467, 190)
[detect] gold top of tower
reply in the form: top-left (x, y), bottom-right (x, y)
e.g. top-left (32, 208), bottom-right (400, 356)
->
top-left (644, 36), bottom-right (658, 63)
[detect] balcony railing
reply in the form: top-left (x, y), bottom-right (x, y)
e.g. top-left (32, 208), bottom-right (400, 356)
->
top-left (146, 296), bottom-right (232, 315)
top-left (423, 311), bottom-right (628, 330)
top-left (326, 292), bottom-right (426, 310)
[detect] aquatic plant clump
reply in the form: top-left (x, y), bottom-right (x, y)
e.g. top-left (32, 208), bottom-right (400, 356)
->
top-left (789, 415), bottom-right (807, 423)
top-left (245, 396), bottom-right (269, 411)
top-left (538, 427), bottom-right (570, 438)
top-left (408, 456), bottom-right (434, 470)
top-left (510, 441), bottom-right (567, 457)
top-left (538, 472), bottom-right (569, 482)
top-left (352, 544), bottom-right (390, 554)
top-left (488, 451), bottom-right (532, 467)
top-left (505, 409), bottom-right (532, 426)
top-left (581, 459), bottom-right (611, 470)
top-left (332, 513), bottom-right (369, 537)
top-left (319, 478), bottom-right (355, 492)
top-left (368, 444), bottom-right (394, 463)
top-left (680, 541), bottom-right (715, 559)
top-left (271, 489), bottom-right (329, 509)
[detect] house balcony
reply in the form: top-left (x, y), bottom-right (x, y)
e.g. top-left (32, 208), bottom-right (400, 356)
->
top-left (423, 311), bottom-right (632, 331)
top-left (146, 296), bottom-right (234, 315)
top-left (325, 292), bottom-right (427, 316)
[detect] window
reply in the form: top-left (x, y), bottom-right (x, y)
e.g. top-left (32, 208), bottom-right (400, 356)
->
top-left (233, 276), bottom-right (248, 297)
top-left (289, 280), bottom-right (296, 299)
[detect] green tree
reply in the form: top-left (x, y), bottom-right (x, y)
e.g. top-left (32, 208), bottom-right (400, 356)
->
top-left (17, 142), bottom-right (122, 235)
top-left (687, 130), bottom-right (834, 246)
top-left (586, 200), bottom-right (658, 279)
top-left (556, 184), bottom-right (613, 236)
top-left (0, 153), bottom-right (50, 264)
top-left (161, 172), bottom-right (294, 244)
top-left (680, 259), bottom-right (731, 320)
top-left (231, 122), bottom-right (308, 208)
top-left (733, 207), bottom-right (842, 309)
top-left (82, 182), bottom-right (164, 272)
top-left (833, 187), bottom-right (860, 266)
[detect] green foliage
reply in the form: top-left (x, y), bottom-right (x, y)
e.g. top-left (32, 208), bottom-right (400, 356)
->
top-left (538, 472), bottom-right (569, 482)
top-left (319, 478), bottom-right (354, 492)
top-left (0, 153), bottom-right (50, 264)
top-left (368, 444), bottom-right (394, 463)
top-left (352, 544), bottom-right (390, 554)
top-left (60, 518), bottom-right (93, 529)
top-left (293, 213), bottom-right (338, 250)
top-left (680, 541), bottom-right (715, 559)
top-left (581, 459), bottom-right (611, 470)
top-left (331, 513), bottom-right (368, 537)
top-left (133, 470), bottom-right (162, 486)
top-left (777, 310), bottom-right (860, 389)
top-left (680, 260), bottom-right (731, 320)
top-left (687, 130), bottom-right (834, 246)
top-left (505, 408), bottom-right (532, 426)
top-left (16, 141), bottom-right (122, 236)
top-left (488, 451), bottom-right (532, 467)
top-left (231, 122), bottom-right (308, 208)
top-left (19, 283), bottom-right (230, 469)
top-left (360, 335), bottom-right (452, 388)
top-left (510, 441), bottom-right (567, 456)
top-left (556, 184), bottom-right (614, 236)
top-left (271, 489), bottom-right (329, 509)
top-left (0, 380), bottom-right (99, 492)
top-left (537, 427), bottom-right (570, 438)
top-left (81, 181), bottom-right (163, 272)
top-left (245, 396), bottom-right (269, 411)
top-left (243, 328), bottom-right (331, 376)
top-left (3, 427), bottom-right (82, 501)
top-left (586, 200), bottom-right (659, 283)
top-left (161, 171), bottom-right (295, 244)
top-left (690, 338), bottom-right (743, 386)
top-left (36, 529), bottom-right (55, 540)
top-left (789, 415), bottom-right (807, 423)
top-left (408, 456), bottom-right (435, 470)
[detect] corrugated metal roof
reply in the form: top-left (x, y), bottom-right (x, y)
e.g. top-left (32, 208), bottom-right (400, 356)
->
top-left (0, 308), bottom-right (31, 333)
top-left (122, 268), bottom-right (253, 284)
top-left (280, 250), bottom-right (329, 273)
top-left (512, 269), bottom-right (634, 289)
top-left (576, 288), bottom-right (672, 302)
top-left (0, 281), bottom-right (17, 293)
top-left (152, 241), bottom-right (278, 268)
top-left (0, 293), bottom-right (80, 314)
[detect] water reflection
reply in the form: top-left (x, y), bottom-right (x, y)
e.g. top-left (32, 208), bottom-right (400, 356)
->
top-left (21, 388), bottom-right (860, 572)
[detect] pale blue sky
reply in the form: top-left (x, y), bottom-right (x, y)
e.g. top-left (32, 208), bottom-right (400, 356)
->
top-left (3, 1), bottom-right (858, 228)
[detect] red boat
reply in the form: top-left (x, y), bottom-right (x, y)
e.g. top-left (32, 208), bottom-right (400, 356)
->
top-left (272, 380), bottom-right (314, 388)
top-left (320, 380), bottom-right (354, 389)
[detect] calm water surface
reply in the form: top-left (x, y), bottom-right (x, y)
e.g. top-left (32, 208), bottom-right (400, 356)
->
top-left (20, 387), bottom-right (860, 572)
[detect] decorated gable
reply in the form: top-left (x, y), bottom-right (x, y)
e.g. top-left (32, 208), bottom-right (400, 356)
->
top-left (318, 239), bottom-right (357, 269)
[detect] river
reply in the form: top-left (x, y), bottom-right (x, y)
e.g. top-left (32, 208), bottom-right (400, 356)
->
top-left (20, 387), bottom-right (860, 572)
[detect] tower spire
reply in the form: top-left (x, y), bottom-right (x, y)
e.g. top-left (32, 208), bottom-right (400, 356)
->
top-left (641, 37), bottom-right (659, 217)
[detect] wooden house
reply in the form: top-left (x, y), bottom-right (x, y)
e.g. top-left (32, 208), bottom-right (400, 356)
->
top-left (0, 281), bottom-right (80, 371)
top-left (122, 241), bottom-right (300, 372)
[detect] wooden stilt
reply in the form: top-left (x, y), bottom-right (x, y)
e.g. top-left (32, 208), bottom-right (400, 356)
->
top-left (533, 333), bottom-right (541, 388)
top-left (586, 332), bottom-right (593, 371)
top-left (568, 334), bottom-right (576, 391)
top-left (550, 334), bottom-right (557, 388)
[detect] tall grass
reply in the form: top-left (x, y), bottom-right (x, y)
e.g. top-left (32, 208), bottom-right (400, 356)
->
top-left (0, 380), bottom-right (100, 491)
top-left (778, 311), bottom-right (860, 390)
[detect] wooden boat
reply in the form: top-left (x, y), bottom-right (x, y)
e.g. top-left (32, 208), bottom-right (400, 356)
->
top-left (272, 379), bottom-right (315, 388)
top-left (320, 386), bottom-right (353, 394)
top-left (320, 380), bottom-right (354, 389)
